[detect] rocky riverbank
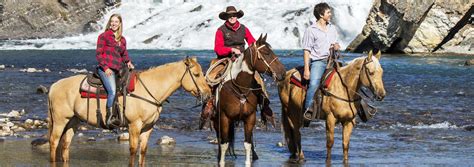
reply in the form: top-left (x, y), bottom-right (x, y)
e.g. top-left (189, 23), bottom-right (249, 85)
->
top-left (347, 0), bottom-right (473, 54)
top-left (0, 0), bottom-right (119, 40)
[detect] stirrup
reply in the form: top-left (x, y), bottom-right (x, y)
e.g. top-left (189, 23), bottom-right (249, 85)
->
top-left (303, 108), bottom-right (313, 121)
top-left (106, 110), bottom-right (121, 129)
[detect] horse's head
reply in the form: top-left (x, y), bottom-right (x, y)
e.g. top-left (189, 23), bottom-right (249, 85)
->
top-left (245, 34), bottom-right (286, 81)
top-left (181, 57), bottom-right (212, 102)
top-left (359, 50), bottom-right (386, 101)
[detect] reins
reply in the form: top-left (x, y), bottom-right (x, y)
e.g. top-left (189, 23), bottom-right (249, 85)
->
top-left (129, 60), bottom-right (204, 108)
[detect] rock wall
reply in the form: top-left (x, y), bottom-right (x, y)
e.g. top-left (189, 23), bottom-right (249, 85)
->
top-left (0, 0), bottom-right (113, 40)
top-left (347, 0), bottom-right (473, 54)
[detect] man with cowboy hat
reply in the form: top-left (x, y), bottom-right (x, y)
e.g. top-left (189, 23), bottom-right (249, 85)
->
top-left (200, 6), bottom-right (275, 129)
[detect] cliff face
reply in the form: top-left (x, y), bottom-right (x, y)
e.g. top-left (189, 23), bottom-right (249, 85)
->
top-left (0, 0), bottom-right (111, 40)
top-left (347, 0), bottom-right (473, 54)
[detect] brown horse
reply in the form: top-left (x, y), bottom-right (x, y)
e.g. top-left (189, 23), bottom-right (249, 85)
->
top-left (213, 35), bottom-right (286, 166)
top-left (47, 57), bottom-right (211, 166)
top-left (279, 51), bottom-right (386, 163)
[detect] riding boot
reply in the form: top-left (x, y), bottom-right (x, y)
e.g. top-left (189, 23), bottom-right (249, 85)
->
top-left (199, 96), bottom-right (215, 129)
top-left (106, 107), bottom-right (121, 128)
top-left (260, 98), bottom-right (276, 128)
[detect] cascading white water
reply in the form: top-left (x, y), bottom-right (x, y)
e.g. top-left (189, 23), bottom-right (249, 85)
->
top-left (0, 0), bottom-right (373, 50)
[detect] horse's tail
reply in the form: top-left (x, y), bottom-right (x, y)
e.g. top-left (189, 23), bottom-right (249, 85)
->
top-left (278, 69), bottom-right (294, 146)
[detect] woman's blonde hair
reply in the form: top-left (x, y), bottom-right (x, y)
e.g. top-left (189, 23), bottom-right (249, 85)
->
top-left (105, 14), bottom-right (123, 42)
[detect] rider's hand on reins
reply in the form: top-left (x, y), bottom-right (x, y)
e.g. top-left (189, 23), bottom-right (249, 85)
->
top-left (127, 62), bottom-right (135, 70)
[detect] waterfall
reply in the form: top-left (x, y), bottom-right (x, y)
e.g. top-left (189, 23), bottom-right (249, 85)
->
top-left (0, 0), bottom-right (373, 50)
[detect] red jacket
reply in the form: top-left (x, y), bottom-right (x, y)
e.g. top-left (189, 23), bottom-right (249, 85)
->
top-left (214, 21), bottom-right (256, 57)
top-left (96, 30), bottom-right (131, 71)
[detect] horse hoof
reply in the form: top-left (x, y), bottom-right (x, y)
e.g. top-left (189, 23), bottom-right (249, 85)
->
top-left (219, 161), bottom-right (225, 167)
top-left (297, 158), bottom-right (306, 164)
top-left (245, 161), bottom-right (251, 166)
top-left (288, 157), bottom-right (298, 164)
top-left (252, 155), bottom-right (259, 161)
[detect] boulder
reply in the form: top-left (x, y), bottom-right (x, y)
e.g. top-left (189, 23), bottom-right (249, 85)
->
top-left (7, 110), bottom-right (20, 117)
top-left (347, 0), bottom-right (474, 54)
top-left (36, 85), bottom-right (48, 94)
top-left (465, 59), bottom-right (474, 66)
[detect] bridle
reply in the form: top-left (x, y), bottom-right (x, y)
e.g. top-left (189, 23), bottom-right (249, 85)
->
top-left (361, 58), bottom-right (379, 100)
top-left (249, 43), bottom-right (279, 80)
top-left (230, 43), bottom-right (279, 91)
top-left (180, 60), bottom-right (205, 104)
top-left (322, 56), bottom-right (380, 103)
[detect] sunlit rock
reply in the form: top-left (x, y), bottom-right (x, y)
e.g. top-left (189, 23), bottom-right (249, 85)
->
top-left (36, 85), bottom-right (48, 94)
top-left (157, 135), bottom-right (176, 145)
top-left (118, 132), bottom-right (129, 141)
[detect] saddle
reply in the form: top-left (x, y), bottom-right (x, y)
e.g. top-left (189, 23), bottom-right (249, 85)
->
top-left (289, 66), bottom-right (337, 91)
top-left (79, 67), bottom-right (137, 129)
top-left (79, 68), bottom-right (137, 98)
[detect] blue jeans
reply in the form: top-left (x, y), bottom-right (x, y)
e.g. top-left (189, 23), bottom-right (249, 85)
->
top-left (98, 68), bottom-right (116, 108)
top-left (304, 60), bottom-right (327, 109)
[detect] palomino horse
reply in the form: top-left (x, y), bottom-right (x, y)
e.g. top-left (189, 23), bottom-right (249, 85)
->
top-left (48, 57), bottom-right (211, 165)
top-left (278, 51), bottom-right (386, 163)
top-left (213, 35), bottom-right (286, 166)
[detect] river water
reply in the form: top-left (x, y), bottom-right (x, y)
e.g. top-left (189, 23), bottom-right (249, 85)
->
top-left (0, 50), bottom-right (473, 166)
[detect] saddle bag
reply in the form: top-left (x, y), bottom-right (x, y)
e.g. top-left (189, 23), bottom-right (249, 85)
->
top-left (357, 99), bottom-right (377, 122)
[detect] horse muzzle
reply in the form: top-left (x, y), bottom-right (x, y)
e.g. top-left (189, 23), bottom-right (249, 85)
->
top-left (375, 91), bottom-right (386, 101)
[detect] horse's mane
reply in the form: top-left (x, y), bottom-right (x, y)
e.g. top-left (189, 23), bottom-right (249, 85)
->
top-left (340, 55), bottom-right (381, 72)
top-left (143, 60), bottom-right (184, 72)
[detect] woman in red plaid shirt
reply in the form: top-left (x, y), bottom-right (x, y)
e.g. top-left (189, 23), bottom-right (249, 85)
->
top-left (96, 14), bottom-right (134, 127)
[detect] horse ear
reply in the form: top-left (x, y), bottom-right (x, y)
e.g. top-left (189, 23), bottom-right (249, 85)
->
top-left (262, 33), bottom-right (267, 43)
top-left (257, 34), bottom-right (263, 45)
top-left (184, 57), bottom-right (191, 66)
top-left (367, 50), bottom-right (373, 61)
top-left (375, 50), bottom-right (382, 60)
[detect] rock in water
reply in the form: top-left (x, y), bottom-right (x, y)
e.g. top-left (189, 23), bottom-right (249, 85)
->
top-left (464, 125), bottom-right (474, 131)
top-left (36, 85), bottom-right (48, 94)
top-left (117, 133), bottom-right (129, 141)
top-left (157, 135), bottom-right (176, 145)
top-left (31, 138), bottom-right (49, 147)
top-left (465, 59), bottom-right (474, 66)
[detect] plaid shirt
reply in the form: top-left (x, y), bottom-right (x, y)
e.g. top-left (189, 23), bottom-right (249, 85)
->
top-left (96, 30), bottom-right (130, 71)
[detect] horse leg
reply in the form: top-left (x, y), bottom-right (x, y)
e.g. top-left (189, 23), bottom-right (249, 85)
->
top-left (281, 108), bottom-right (297, 160)
top-left (342, 120), bottom-right (354, 163)
top-left (217, 114), bottom-right (230, 167)
top-left (49, 118), bottom-right (69, 162)
top-left (325, 113), bottom-right (336, 163)
top-left (295, 124), bottom-right (305, 162)
top-left (60, 117), bottom-right (80, 162)
top-left (138, 127), bottom-right (153, 166)
top-left (243, 112), bottom-right (257, 166)
top-left (128, 121), bottom-right (142, 166)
